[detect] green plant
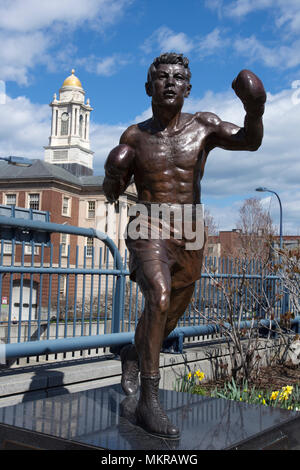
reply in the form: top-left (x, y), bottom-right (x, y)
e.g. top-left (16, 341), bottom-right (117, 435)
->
top-left (174, 369), bottom-right (205, 394)
top-left (211, 377), bottom-right (300, 411)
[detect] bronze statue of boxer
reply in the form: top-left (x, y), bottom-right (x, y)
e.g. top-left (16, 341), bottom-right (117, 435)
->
top-left (103, 52), bottom-right (266, 439)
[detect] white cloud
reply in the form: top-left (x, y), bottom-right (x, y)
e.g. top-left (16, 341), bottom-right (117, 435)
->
top-left (0, 95), bottom-right (50, 157)
top-left (95, 55), bottom-right (132, 77)
top-left (204, 0), bottom-right (224, 18)
top-left (0, 31), bottom-right (52, 85)
top-left (96, 57), bottom-right (119, 76)
top-left (276, 1), bottom-right (300, 34)
top-left (234, 35), bottom-right (300, 69)
top-left (0, 0), bottom-right (133, 84)
top-left (141, 26), bottom-right (229, 63)
top-left (204, 0), bottom-right (300, 72)
top-left (74, 53), bottom-right (132, 78)
top-left (214, 0), bottom-right (300, 36)
top-left (141, 26), bottom-right (194, 55)
top-left (223, 0), bottom-right (273, 19)
top-left (0, 0), bottom-right (131, 32)
top-left (90, 122), bottom-right (126, 173)
top-left (196, 28), bottom-right (229, 59)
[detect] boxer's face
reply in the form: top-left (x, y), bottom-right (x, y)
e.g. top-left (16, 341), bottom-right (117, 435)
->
top-left (148, 63), bottom-right (191, 108)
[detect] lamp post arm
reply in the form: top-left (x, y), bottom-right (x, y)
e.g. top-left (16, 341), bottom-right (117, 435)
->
top-left (269, 190), bottom-right (283, 249)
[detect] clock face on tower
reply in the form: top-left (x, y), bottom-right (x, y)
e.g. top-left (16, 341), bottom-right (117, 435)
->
top-left (61, 112), bottom-right (69, 121)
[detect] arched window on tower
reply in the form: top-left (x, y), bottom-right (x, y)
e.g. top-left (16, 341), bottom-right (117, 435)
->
top-left (79, 114), bottom-right (83, 138)
top-left (55, 110), bottom-right (58, 136)
top-left (61, 112), bottom-right (69, 136)
top-left (85, 114), bottom-right (88, 139)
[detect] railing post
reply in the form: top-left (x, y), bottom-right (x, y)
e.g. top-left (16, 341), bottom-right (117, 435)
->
top-left (93, 231), bottom-right (124, 335)
top-left (283, 291), bottom-right (289, 315)
top-left (111, 265), bottom-right (123, 334)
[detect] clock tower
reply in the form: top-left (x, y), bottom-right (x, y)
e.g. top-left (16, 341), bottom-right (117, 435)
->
top-left (44, 70), bottom-right (94, 176)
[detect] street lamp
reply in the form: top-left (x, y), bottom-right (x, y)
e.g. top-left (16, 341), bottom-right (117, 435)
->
top-left (255, 186), bottom-right (283, 250)
top-left (0, 156), bottom-right (32, 167)
top-left (256, 187), bottom-right (288, 314)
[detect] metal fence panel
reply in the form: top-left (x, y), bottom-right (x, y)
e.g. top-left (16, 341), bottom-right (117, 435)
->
top-left (0, 214), bottom-right (298, 364)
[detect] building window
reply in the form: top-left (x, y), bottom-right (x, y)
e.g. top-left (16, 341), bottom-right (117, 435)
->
top-left (74, 108), bottom-right (77, 134)
top-left (61, 112), bottom-right (69, 136)
top-left (60, 233), bottom-right (69, 257)
top-left (5, 194), bottom-right (16, 207)
top-left (85, 114), bottom-right (87, 139)
top-left (59, 275), bottom-right (66, 296)
top-left (55, 110), bottom-right (58, 136)
top-left (62, 196), bottom-right (71, 216)
top-left (24, 244), bottom-right (39, 255)
top-left (3, 243), bottom-right (13, 255)
top-left (28, 193), bottom-right (40, 211)
top-left (86, 237), bottom-right (94, 257)
top-left (87, 200), bottom-right (95, 218)
top-left (79, 114), bottom-right (83, 138)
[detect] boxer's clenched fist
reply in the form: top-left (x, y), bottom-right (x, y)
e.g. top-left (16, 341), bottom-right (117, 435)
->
top-left (232, 69), bottom-right (266, 116)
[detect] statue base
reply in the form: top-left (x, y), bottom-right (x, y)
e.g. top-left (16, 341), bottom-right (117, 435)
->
top-left (0, 383), bottom-right (299, 451)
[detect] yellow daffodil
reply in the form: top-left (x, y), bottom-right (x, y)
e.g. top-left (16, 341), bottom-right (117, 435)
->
top-left (187, 372), bottom-right (192, 380)
top-left (195, 370), bottom-right (205, 381)
top-left (279, 392), bottom-right (288, 401)
top-left (278, 385), bottom-right (293, 401)
top-left (282, 385), bottom-right (293, 394)
top-left (270, 391), bottom-right (279, 400)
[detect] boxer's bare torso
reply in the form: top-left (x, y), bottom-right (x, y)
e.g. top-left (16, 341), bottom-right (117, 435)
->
top-left (120, 112), bottom-right (210, 205)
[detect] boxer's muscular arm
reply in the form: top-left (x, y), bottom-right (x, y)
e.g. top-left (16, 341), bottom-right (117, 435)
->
top-left (103, 140), bottom-right (135, 203)
top-left (204, 70), bottom-right (266, 153)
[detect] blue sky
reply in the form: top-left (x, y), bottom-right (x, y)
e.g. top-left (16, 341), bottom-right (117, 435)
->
top-left (0, 0), bottom-right (300, 234)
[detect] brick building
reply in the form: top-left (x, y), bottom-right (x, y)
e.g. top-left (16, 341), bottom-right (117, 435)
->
top-left (204, 229), bottom-right (245, 260)
top-left (204, 229), bottom-right (300, 260)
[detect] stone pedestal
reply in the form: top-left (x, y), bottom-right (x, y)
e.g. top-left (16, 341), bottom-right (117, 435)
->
top-left (0, 383), bottom-right (299, 450)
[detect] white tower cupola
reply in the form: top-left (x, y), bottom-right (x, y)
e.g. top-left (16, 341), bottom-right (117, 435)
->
top-left (44, 69), bottom-right (94, 176)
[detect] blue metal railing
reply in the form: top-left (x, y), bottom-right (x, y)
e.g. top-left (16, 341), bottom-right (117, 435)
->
top-left (0, 213), bottom-right (299, 363)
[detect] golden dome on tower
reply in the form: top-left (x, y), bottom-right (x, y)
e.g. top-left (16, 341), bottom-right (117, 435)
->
top-left (62, 69), bottom-right (83, 88)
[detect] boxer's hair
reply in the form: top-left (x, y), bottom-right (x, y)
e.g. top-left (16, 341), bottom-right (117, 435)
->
top-left (146, 52), bottom-right (191, 87)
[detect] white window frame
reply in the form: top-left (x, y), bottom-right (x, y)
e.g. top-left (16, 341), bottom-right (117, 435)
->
top-left (62, 195), bottom-right (71, 217)
top-left (87, 200), bottom-right (96, 219)
top-left (5, 193), bottom-right (17, 207)
top-left (24, 244), bottom-right (39, 255)
top-left (86, 237), bottom-right (94, 257)
top-left (27, 192), bottom-right (41, 211)
top-left (3, 242), bottom-right (13, 255)
top-left (60, 233), bottom-right (70, 257)
top-left (59, 274), bottom-right (67, 296)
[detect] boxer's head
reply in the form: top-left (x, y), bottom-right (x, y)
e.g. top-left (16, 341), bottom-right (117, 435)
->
top-left (145, 53), bottom-right (192, 104)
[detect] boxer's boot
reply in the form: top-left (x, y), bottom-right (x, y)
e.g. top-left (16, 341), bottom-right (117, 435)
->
top-left (120, 344), bottom-right (140, 395)
top-left (136, 374), bottom-right (180, 439)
